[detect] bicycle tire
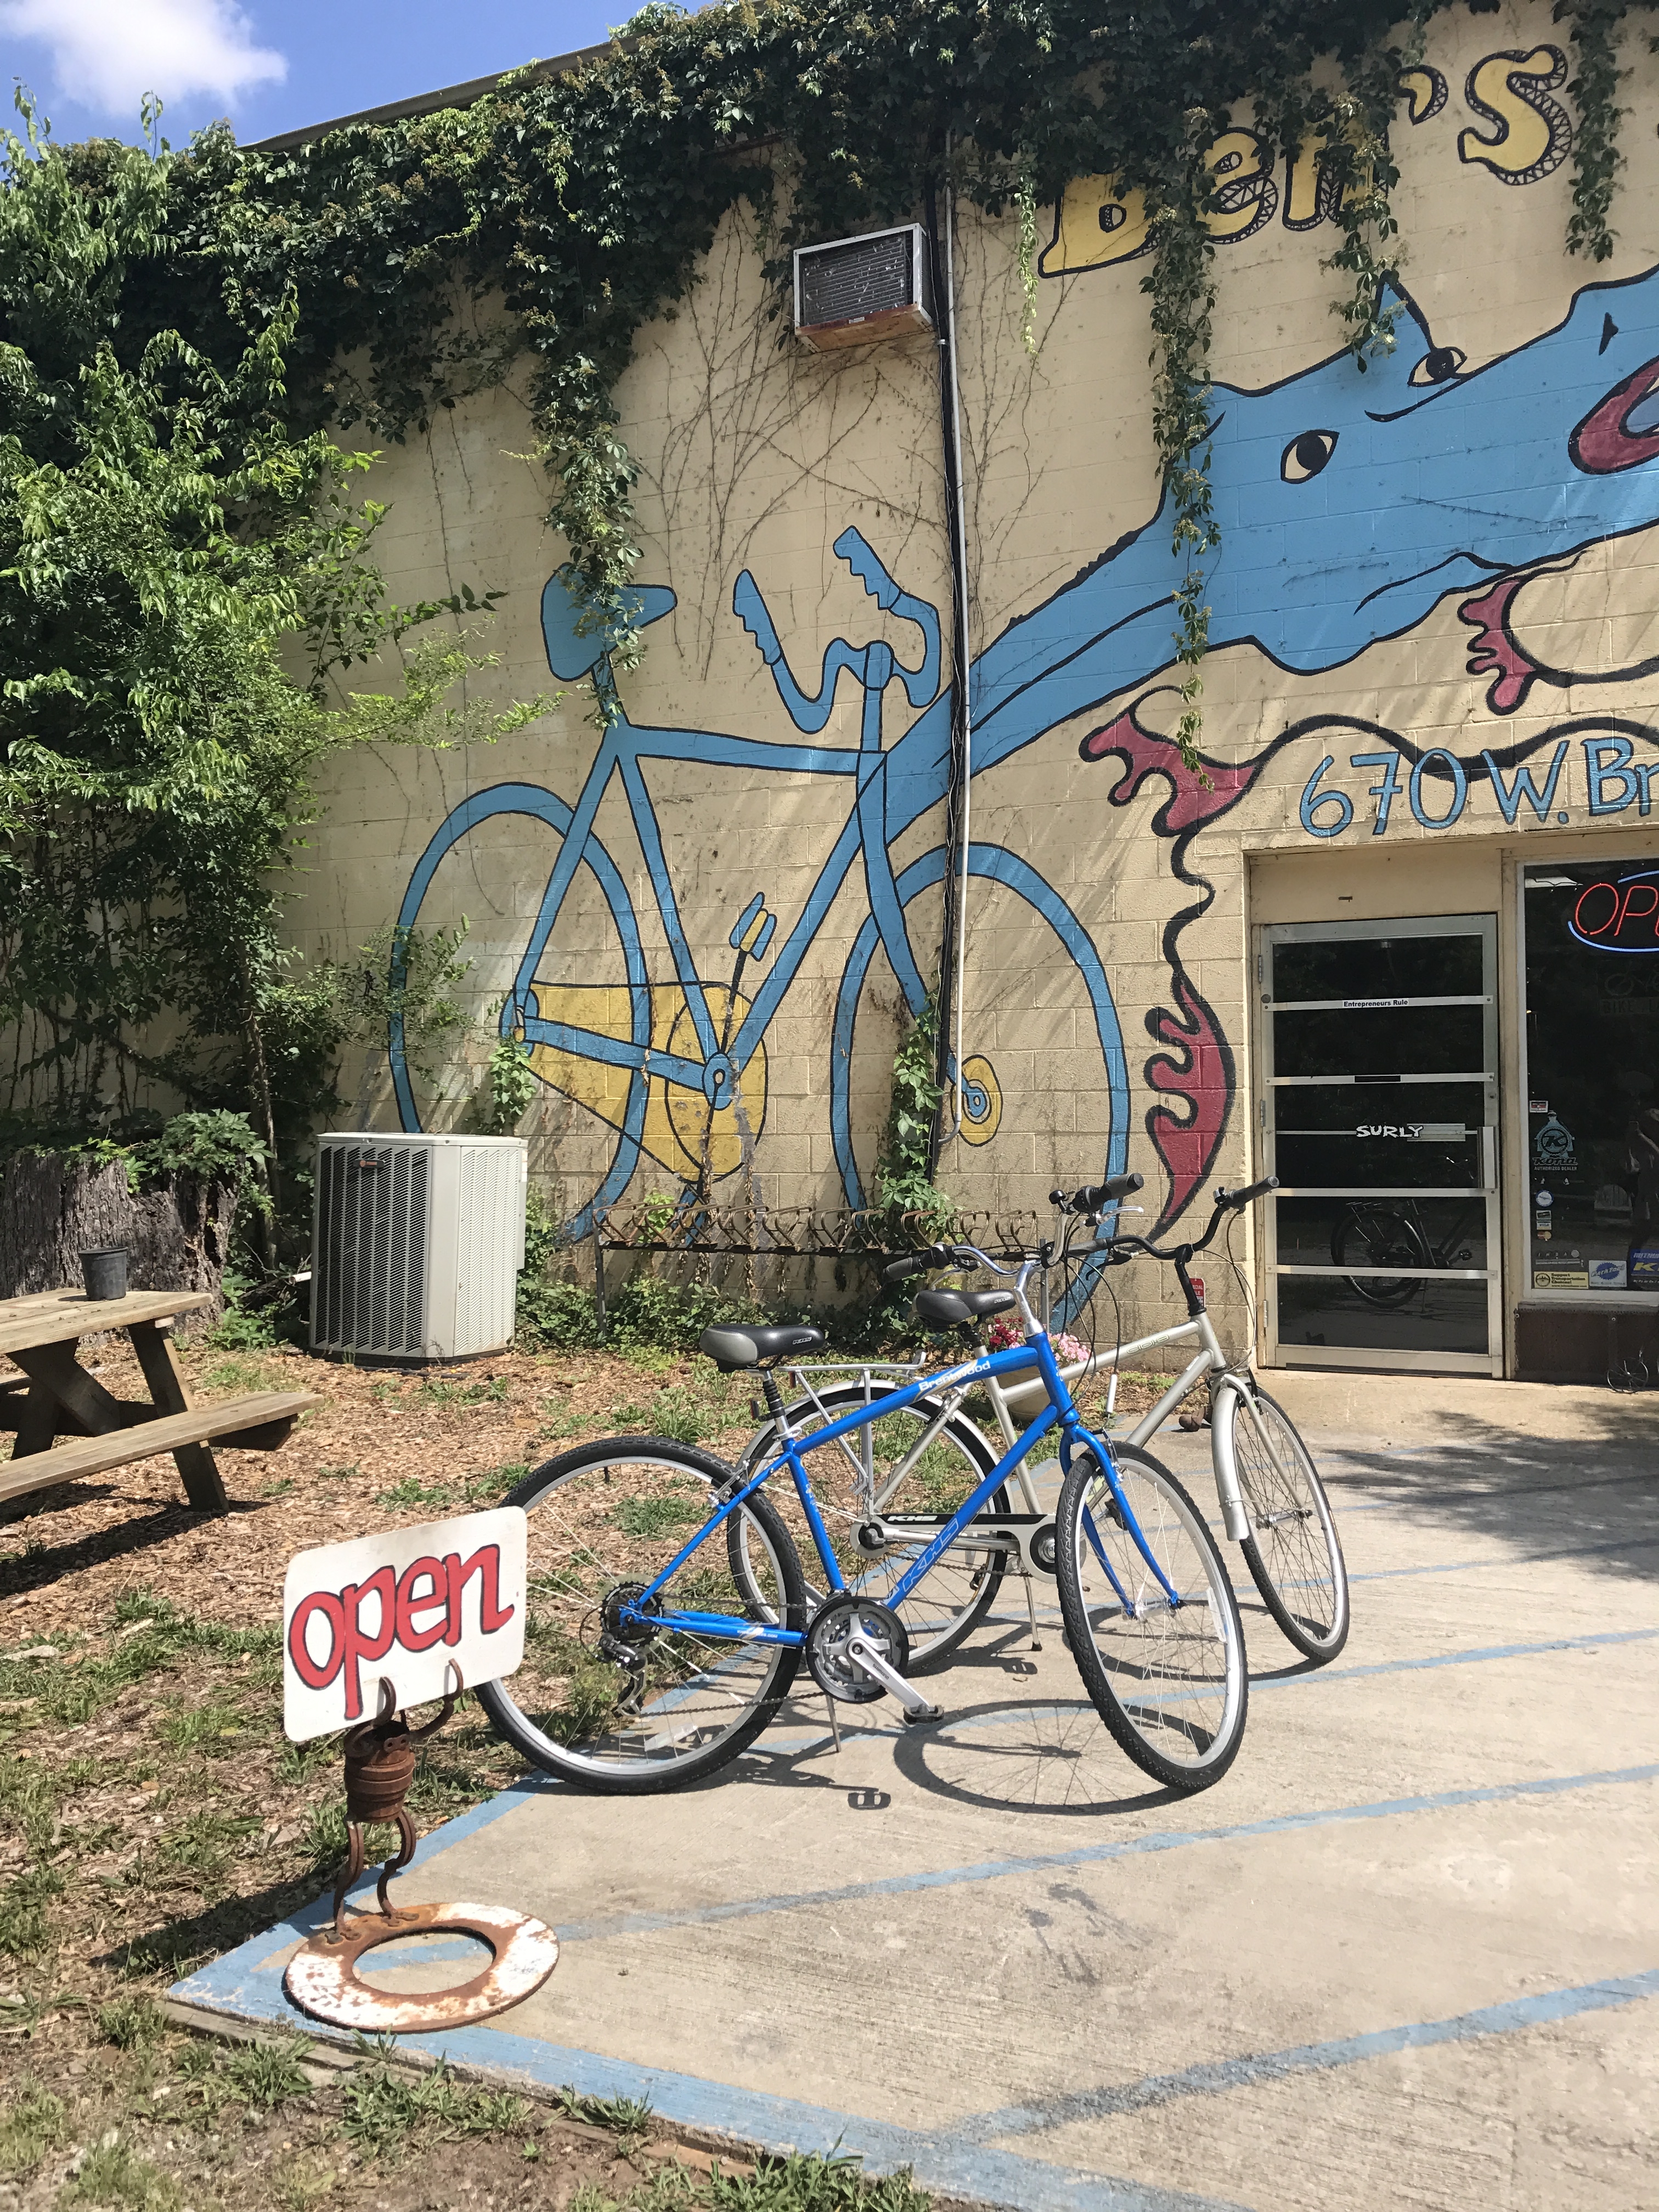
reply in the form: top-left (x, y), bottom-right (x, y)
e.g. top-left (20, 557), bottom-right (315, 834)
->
top-left (1331, 1204), bottom-right (1428, 1308)
top-left (1222, 1386), bottom-right (1350, 1662)
top-left (391, 783), bottom-right (650, 1234)
top-left (476, 1437), bottom-right (806, 1794)
top-left (1054, 1441), bottom-right (1248, 1793)
top-left (738, 1384), bottom-right (1010, 1665)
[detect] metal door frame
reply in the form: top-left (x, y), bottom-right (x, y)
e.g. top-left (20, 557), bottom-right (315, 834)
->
top-left (1256, 912), bottom-right (1502, 1376)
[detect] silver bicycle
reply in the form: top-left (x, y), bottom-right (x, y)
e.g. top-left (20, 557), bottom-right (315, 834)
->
top-left (741, 1173), bottom-right (1350, 1667)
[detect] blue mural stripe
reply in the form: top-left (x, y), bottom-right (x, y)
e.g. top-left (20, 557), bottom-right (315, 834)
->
top-left (389, 780), bottom-right (653, 1234)
top-left (828, 840), bottom-right (1129, 1224)
top-left (961, 1968), bottom-right (1659, 2138)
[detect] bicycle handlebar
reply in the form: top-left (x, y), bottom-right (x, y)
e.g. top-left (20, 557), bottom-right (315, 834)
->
top-left (1099, 1175), bottom-right (1280, 1266)
top-left (1049, 1169), bottom-right (1143, 1219)
top-left (881, 1243), bottom-right (986, 1285)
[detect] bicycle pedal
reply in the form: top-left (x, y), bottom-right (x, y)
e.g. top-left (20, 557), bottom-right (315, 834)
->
top-left (899, 1702), bottom-right (944, 1727)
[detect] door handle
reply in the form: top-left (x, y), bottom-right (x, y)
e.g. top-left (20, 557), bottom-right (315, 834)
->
top-left (1481, 1125), bottom-right (1496, 1192)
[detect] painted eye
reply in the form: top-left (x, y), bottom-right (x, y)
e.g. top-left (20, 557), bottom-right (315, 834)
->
top-left (1409, 345), bottom-right (1466, 386)
top-left (1282, 430), bottom-right (1337, 482)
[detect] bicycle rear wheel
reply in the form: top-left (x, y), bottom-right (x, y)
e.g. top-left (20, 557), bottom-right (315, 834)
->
top-left (1222, 1387), bottom-right (1350, 1662)
top-left (476, 1438), bottom-right (806, 1793)
top-left (740, 1383), bottom-right (1009, 1665)
top-left (1054, 1441), bottom-right (1248, 1793)
top-left (1331, 1204), bottom-right (1427, 1308)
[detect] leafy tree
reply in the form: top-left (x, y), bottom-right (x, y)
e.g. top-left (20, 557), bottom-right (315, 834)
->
top-left (0, 100), bottom-right (546, 1234)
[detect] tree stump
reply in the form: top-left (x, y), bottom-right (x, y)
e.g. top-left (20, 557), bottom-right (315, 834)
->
top-left (0, 1153), bottom-right (240, 1314)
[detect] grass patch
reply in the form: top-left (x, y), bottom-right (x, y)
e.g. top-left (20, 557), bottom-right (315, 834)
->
top-left (607, 1384), bottom-right (729, 1446)
top-left (555, 2086), bottom-right (654, 2150)
top-left (199, 1353), bottom-right (281, 1393)
top-left (0, 2080), bottom-right (64, 2177)
top-left (152, 1807), bottom-right (261, 1891)
top-left (418, 1373), bottom-right (510, 1407)
top-left (342, 2048), bottom-right (533, 2152)
top-left (1, 1594), bottom-right (280, 1729)
top-left (612, 1489), bottom-right (702, 1538)
top-left (0, 1864), bottom-right (64, 1959)
top-left (63, 2136), bottom-right (181, 2210)
top-left (374, 1468), bottom-right (518, 1511)
top-left (157, 1702), bottom-right (249, 1757)
top-left (709, 2152), bottom-right (933, 2212)
top-left (97, 1995), bottom-right (166, 2050)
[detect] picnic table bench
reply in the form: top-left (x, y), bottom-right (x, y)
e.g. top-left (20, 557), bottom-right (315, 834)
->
top-left (0, 1287), bottom-right (322, 1515)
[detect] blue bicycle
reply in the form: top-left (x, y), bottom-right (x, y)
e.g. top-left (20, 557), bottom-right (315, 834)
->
top-left (477, 1170), bottom-right (1252, 1797)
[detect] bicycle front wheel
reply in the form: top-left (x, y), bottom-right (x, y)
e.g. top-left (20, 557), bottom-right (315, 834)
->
top-left (476, 1438), bottom-right (806, 1793)
top-left (1055, 1441), bottom-right (1248, 1793)
top-left (740, 1384), bottom-right (1009, 1665)
top-left (1222, 1387), bottom-right (1350, 1662)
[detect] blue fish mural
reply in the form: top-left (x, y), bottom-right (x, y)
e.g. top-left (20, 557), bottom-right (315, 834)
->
top-left (887, 258), bottom-right (1659, 822)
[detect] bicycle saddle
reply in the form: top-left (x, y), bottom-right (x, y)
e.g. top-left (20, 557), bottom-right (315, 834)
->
top-left (698, 1323), bottom-right (826, 1372)
top-left (913, 1288), bottom-right (1017, 1327)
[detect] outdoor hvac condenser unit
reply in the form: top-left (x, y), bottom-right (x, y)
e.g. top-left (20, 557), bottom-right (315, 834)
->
top-left (311, 1132), bottom-right (527, 1361)
top-left (793, 224), bottom-right (933, 351)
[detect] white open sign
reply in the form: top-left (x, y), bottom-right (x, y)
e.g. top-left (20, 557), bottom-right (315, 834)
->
top-left (282, 1507), bottom-right (527, 1742)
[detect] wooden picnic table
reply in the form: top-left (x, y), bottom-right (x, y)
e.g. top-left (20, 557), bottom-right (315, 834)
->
top-left (0, 1287), bottom-right (321, 1516)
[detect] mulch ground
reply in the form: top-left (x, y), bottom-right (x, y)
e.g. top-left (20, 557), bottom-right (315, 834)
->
top-left (0, 1329), bottom-right (1171, 2211)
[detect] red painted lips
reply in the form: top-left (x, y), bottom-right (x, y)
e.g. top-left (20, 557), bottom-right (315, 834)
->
top-left (1570, 354), bottom-right (1659, 473)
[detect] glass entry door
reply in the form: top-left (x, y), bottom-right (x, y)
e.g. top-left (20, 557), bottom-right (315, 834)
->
top-left (1260, 915), bottom-right (1500, 1374)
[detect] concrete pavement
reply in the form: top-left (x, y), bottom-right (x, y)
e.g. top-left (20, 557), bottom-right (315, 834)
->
top-left (176, 1371), bottom-right (1659, 2212)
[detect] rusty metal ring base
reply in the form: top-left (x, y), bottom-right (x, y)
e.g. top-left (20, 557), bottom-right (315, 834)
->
top-left (284, 1898), bottom-right (559, 2032)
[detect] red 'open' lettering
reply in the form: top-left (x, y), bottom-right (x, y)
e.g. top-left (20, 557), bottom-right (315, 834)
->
top-left (337, 1566), bottom-right (397, 1719)
top-left (1618, 882), bottom-right (1659, 939)
top-left (444, 1544), bottom-right (515, 1644)
top-left (288, 1591), bottom-right (346, 1691)
top-left (396, 1557), bottom-right (449, 1651)
top-left (1575, 882), bottom-right (1619, 937)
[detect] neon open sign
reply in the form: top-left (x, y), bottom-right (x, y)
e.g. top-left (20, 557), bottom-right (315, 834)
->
top-left (1568, 869), bottom-right (1659, 952)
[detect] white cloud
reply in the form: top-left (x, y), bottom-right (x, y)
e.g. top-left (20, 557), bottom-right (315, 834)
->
top-left (1, 0), bottom-right (286, 119)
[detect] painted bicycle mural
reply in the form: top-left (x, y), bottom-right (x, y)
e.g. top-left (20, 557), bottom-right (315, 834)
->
top-left (392, 257), bottom-right (1659, 1246)
top-left (392, 524), bottom-right (1134, 1240)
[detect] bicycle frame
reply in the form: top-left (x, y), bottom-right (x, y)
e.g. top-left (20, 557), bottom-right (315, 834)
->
top-left (620, 1331), bottom-right (1181, 1645)
top-left (983, 1308), bottom-right (1263, 1545)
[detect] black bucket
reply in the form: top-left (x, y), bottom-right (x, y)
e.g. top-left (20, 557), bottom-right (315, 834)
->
top-left (81, 1248), bottom-right (129, 1302)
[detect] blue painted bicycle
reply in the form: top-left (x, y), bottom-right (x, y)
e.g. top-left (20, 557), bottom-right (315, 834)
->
top-left (477, 1169), bottom-right (1253, 1797)
top-left (390, 529), bottom-right (1128, 1265)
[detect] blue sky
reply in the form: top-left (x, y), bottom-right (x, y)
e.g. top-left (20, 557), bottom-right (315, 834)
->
top-left (1, 0), bottom-right (624, 149)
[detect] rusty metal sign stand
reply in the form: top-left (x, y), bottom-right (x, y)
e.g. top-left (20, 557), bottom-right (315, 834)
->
top-left (284, 1669), bottom-right (558, 2033)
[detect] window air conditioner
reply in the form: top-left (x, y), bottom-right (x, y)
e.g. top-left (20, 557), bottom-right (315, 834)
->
top-left (311, 1132), bottom-right (527, 1361)
top-left (793, 224), bottom-right (933, 351)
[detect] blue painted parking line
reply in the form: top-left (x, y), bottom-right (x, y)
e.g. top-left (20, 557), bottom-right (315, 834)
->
top-left (1347, 1533), bottom-right (1659, 1582)
top-left (205, 1757), bottom-right (1657, 1978)
top-left (1261, 1623), bottom-right (1659, 1685)
top-left (173, 1974), bottom-right (1244, 2212)
top-left (960, 1967), bottom-right (1659, 2138)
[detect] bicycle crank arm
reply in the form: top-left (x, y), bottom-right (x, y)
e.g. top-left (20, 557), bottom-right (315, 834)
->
top-left (844, 1635), bottom-right (943, 1723)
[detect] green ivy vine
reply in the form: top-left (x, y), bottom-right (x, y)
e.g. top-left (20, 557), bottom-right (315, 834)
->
top-left (21, 0), bottom-right (1652, 759)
